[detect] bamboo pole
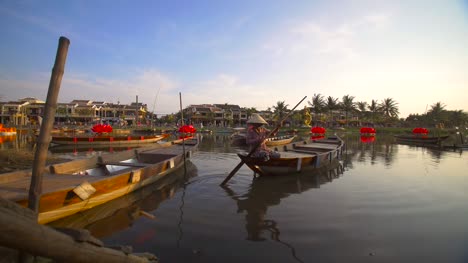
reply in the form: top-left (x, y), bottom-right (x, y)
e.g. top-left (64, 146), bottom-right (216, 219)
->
top-left (179, 92), bottom-right (187, 173)
top-left (28, 36), bottom-right (70, 213)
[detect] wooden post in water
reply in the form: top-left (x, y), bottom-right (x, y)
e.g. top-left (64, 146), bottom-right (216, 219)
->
top-left (179, 92), bottom-right (187, 173)
top-left (28, 36), bottom-right (70, 213)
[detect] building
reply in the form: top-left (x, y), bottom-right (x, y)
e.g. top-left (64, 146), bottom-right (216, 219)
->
top-left (0, 98), bottom-right (149, 127)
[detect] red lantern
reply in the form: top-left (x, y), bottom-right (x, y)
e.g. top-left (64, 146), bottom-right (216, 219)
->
top-left (412, 127), bottom-right (428, 135)
top-left (311, 126), bottom-right (326, 134)
top-left (178, 125), bottom-right (197, 134)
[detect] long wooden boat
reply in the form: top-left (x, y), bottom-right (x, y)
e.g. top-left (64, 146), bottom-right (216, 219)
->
top-left (48, 161), bottom-right (198, 236)
top-left (50, 133), bottom-right (169, 146)
top-left (265, 135), bottom-right (297, 146)
top-left (238, 136), bottom-right (345, 176)
top-left (0, 137), bottom-right (198, 224)
top-left (231, 133), bottom-right (296, 147)
top-left (394, 135), bottom-right (449, 145)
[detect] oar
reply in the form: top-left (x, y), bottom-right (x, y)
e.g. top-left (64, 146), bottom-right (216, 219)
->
top-left (220, 96), bottom-right (307, 186)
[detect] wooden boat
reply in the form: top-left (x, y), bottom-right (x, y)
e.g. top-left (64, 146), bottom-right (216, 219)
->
top-left (50, 133), bottom-right (169, 146)
top-left (265, 135), bottom-right (296, 146)
top-left (231, 132), bottom-right (296, 147)
top-left (0, 124), bottom-right (17, 136)
top-left (238, 136), bottom-right (345, 176)
top-left (48, 161), bottom-right (198, 236)
top-left (394, 135), bottom-right (449, 145)
top-left (0, 137), bottom-right (198, 224)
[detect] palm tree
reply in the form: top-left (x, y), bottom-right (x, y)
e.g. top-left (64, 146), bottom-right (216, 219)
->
top-left (449, 110), bottom-right (467, 127)
top-left (368, 99), bottom-right (379, 125)
top-left (244, 107), bottom-right (257, 119)
top-left (428, 102), bottom-right (446, 116)
top-left (325, 96), bottom-right (339, 126)
top-left (356, 101), bottom-right (368, 123)
top-left (308, 94), bottom-right (325, 124)
top-left (272, 101), bottom-right (289, 122)
top-left (340, 95), bottom-right (356, 126)
top-left (379, 98), bottom-right (399, 125)
top-left (427, 102), bottom-right (446, 126)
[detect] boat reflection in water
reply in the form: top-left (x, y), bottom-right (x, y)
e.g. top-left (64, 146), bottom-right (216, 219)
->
top-left (48, 161), bottom-right (198, 238)
top-left (223, 161), bottom-right (344, 262)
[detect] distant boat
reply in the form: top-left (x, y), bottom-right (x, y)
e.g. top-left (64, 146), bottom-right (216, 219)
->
top-left (51, 134), bottom-right (169, 146)
top-left (394, 135), bottom-right (449, 145)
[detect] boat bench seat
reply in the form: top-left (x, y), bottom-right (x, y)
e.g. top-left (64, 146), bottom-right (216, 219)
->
top-left (98, 161), bottom-right (150, 167)
top-left (138, 152), bottom-right (179, 163)
top-left (50, 156), bottom-right (99, 174)
top-left (280, 151), bottom-right (317, 158)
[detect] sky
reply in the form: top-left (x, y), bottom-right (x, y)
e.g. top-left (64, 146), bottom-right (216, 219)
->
top-left (0, 0), bottom-right (467, 118)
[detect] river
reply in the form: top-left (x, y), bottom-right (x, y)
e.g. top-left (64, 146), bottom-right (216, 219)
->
top-left (5, 132), bottom-right (468, 262)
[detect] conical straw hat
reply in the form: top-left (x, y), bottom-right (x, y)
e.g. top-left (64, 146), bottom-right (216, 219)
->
top-left (247, 113), bottom-right (268, 124)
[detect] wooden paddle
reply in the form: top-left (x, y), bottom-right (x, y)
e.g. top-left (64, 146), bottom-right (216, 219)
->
top-left (220, 96), bottom-right (307, 186)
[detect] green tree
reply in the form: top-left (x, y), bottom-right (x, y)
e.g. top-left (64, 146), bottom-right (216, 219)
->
top-left (379, 98), bottom-right (399, 126)
top-left (449, 110), bottom-right (467, 127)
top-left (340, 95), bottom-right (356, 126)
top-left (380, 98), bottom-right (399, 117)
top-left (368, 99), bottom-right (379, 125)
top-left (325, 96), bottom-right (339, 126)
top-left (308, 93), bottom-right (325, 123)
top-left (427, 102), bottom-right (446, 126)
top-left (245, 107), bottom-right (257, 119)
top-left (272, 101), bottom-right (289, 122)
top-left (356, 101), bottom-right (368, 122)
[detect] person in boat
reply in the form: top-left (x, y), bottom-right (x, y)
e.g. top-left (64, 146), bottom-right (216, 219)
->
top-left (246, 113), bottom-right (281, 161)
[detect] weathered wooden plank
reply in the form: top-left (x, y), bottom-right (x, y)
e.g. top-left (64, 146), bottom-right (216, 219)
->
top-left (50, 156), bottom-right (99, 174)
top-left (99, 162), bottom-right (150, 167)
top-left (0, 197), bottom-right (157, 262)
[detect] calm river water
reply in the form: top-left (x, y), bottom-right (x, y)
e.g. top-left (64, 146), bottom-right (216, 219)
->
top-left (18, 133), bottom-right (468, 262)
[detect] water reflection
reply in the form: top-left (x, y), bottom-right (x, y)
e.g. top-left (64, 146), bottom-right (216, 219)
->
top-left (222, 162), bottom-right (344, 262)
top-left (337, 133), bottom-right (465, 169)
top-left (48, 161), bottom-right (198, 238)
top-left (0, 131), bottom-right (35, 150)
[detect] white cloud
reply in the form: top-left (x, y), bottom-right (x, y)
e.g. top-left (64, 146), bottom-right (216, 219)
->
top-left (263, 13), bottom-right (391, 60)
top-left (0, 69), bottom-right (180, 114)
